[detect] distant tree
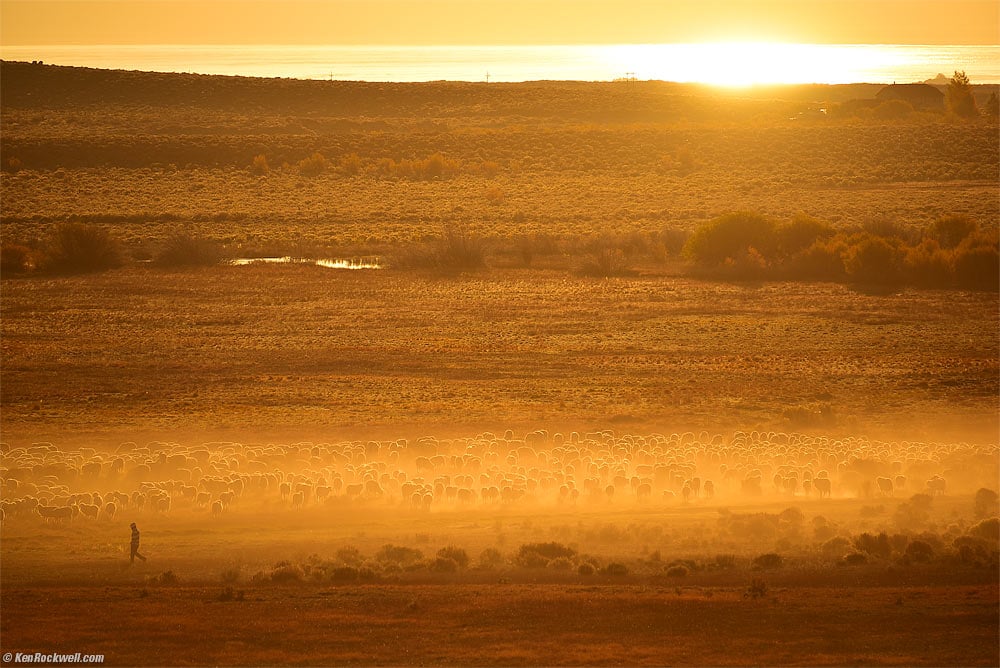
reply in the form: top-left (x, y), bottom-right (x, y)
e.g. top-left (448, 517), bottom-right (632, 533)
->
top-left (947, 71), bottom-right (979, 118)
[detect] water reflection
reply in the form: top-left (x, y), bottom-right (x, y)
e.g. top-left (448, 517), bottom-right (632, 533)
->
top-left (231, 257), bottom-right (381, 269)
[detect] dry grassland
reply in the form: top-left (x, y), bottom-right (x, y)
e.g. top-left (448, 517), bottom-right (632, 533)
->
top-left (2, 266), bottom-right (997, 446)
top-left (2, 491), bottom-right (998, 666)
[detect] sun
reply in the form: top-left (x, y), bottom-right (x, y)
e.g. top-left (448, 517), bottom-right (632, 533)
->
top-left (607, 42), bottom-right (884, 86)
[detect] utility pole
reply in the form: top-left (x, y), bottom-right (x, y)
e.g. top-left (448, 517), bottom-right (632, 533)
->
top-left (485, 72), bottom-right (491, 84)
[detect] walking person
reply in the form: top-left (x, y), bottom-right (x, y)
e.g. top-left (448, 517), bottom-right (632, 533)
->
top-left (130, 522), bottom-right (147, 564)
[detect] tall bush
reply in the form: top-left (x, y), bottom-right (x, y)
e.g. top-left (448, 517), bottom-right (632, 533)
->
top-left (947, 70), bottom-right (979, 118)
top-left (928, 215), bottom-right (977, 249)
top-left (683, 211), bottom-right (777, 267)
top-left (43, 223), bottom-right (123, 274)
top-left (953, 241), bottom-right (999, 291)
top-left (297, 152), bottom-right (329, 177)
top-left (844, 235), bottom-right (904, 285)
top-left (1, 244), bottom-right (34, 274)
top-left (776, 214), bottom-right (835, 256)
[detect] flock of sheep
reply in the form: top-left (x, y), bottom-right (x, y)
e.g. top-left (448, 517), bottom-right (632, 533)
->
top-left (1, 430), bottom-right (996, 524)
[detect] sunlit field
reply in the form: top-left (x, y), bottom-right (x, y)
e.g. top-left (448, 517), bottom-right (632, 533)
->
top-left (1, 61), bottom-right (998, 666)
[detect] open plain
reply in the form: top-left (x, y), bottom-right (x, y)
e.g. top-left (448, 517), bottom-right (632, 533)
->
top-left (1, 61), bottom-right (998, 666)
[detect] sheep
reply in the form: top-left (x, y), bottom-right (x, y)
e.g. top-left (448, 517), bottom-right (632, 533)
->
top-left (36, 504), bottom-right (74, 522)
top-left (291, 491), bottom-right (305, 508)
top-left (813, 477), bottom-right (832, 499)
top-left (875, 476), bottom-right (894, 497)
top-left (926, 475), bottom-right (947, 495)
top-left (211, 500), bottom-right (224, 517)
top-left (78, 503), bottom-right (100, 519)
top-left (103, 502), bottom-right (117, 520)
top-left (155, 496), bottom-right (171, 514)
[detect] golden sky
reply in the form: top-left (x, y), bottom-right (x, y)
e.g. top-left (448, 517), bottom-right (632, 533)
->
top-left (2, 0), bottom-right (997, 45)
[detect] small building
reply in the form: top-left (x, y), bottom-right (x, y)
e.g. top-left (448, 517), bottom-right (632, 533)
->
top-left (876, 83), bottom-right (945, 111)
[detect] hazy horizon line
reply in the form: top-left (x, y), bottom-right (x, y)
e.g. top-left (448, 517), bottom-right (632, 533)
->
top-left (5, 40), bottom-right (999, 47)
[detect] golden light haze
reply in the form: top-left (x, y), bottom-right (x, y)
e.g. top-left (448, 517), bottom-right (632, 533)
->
top-left (2, 0), bottom-right (997, 45)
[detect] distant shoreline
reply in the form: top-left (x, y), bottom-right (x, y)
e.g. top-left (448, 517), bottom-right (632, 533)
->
top-left (2, 43), bottom-right (998, 85)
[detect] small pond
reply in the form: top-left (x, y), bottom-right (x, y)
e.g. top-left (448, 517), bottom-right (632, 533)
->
top-left (230, 257), bottom-right (382, 269)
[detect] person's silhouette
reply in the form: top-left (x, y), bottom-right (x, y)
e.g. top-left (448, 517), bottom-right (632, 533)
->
top-left (130, 522), bottom-right (147, 564)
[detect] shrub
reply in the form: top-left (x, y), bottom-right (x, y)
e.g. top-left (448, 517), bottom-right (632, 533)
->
top-left (436, 546), bottom-right (469, 569)
top-left (485, 186), bottom-right (506, 205)
top-left (659, 228), bottom-right (689, 256)
top-left (744, 577), bottom-right (767, 599)
top-left (154, 234), bottom-right (225, 267)
top-left (377, 544), bottom-right (424, 566)
top-left (903, 239), bottom-right (954, 287)
top-left (297, 152), bottom-right (329, 176)
top-left (714, 554), bottom-right (737, 569)
top-left (904, 540), bottom-right (934, 563)
top-left (973, 488), bottom-right (999, 519)
top-left (665, 564), bottom-right (688, 577)
top-left (398, 226), bottom-right (488, 272)
top-left (517, 542), bottom-right (576, 561)
top-left (683, 211), bottom-right (778, 267)
top-left (928, 215), bottom-right (978, 249)
top-left (249, 154), bottom-right (270, 175)
top-left (1, 244), bottom-right (34, 274)
top-left (953, 241), bottom-right (999, 291)
top-left (853, 532), bottom-right (892, 559)
top-left (822, 536), bottom-right (852, 559)
top-left (600, 562), bottom-right (628, 577)
top-left (220, 567), bottom-right (241, 584)
top-left (271, 562), bottom-right (304, 582)
top-left (155, 570), bottom-right (179, 585)
top-left (516, 550), bottom-right (551, 569)
top-left (784, 237), bottom-right (848, 281)
top-left (577, 562), bottom-right (595, 576)
top-left (953, 536), bottom-right (995, 567)
top-left (776, 214), bottom-right (835, 256)
top-left (330, 566), bottom-right (360, 582)
top-left (337, 546), bottom-right (364, 566)
top-left (43, 223), bottom-right (123, 274)
top-left (751, 553), bottom-right (783, 570)
top-left (578, 247), bottom-right (632, 277)
top-left (844, 234), bottom-right (904, 285)
top-left (548, 557), bottom-right (574, 571)
top-left (420, 152), bottom-right (454, 180)
top-left (840, 552), bottom-right (868, 566)
top-left (217, 587), bottom-right (245, 602)
top-left (436, 226), bottom-right (487, 272)
top-left (968, 517), bottom-right (1000, 543)
top-left (478, 548), bottom-right (504, 569)
top-left (429, 557), bottom-right (458, 573)
top-left (338, 152), bottom-right (362, 176)
top-left (516, 542), bottom-right (576, 569)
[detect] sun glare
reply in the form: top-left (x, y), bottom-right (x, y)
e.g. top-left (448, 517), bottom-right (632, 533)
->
top-left (608, 42), bottom-right (900, 86)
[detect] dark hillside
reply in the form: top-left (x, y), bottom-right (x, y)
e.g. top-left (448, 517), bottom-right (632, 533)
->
top-left (1, 60), bottom-right (881, 120)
